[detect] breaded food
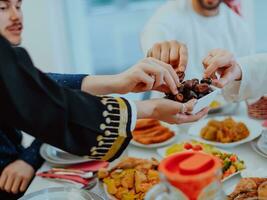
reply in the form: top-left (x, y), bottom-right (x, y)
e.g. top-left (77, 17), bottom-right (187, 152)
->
top-left (98, 157), bottom-right (160, 200)
top-left (258, 181), bottom-right (267, 199)
top-left (200, 117), bottom-right (249, 143)
top-left (228, 178), bottom-right (267, 200)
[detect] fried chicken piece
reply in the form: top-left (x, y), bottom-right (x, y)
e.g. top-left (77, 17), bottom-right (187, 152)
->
top-left (233, 191), bottom-right (258, 200)
top-left (228, 178), bottom-right (257, 199)
top-left (250, 178), bottom-right (267, 187)
top-left (121, 169), bottom-right (135, 189)
top-left (113, 157), bottom-right (158, 170)
top-left (97, 168), bottom-right (109, 179)
top-left (147, 169), bottom-right (160, 183)
top-left (104, 178), bottom-right (118, 195)
top-left (135, 170), bottom-right (148, 193)
top-left (258, 181), bottom-right (267, 199)
top-left (115, 187), bottom-right (129, 199)
top-left (235, 178), bottom-right (257, 192)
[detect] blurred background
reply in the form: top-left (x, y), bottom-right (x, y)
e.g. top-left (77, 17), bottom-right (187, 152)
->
top-left (21, 0), bottom-right (266, 78)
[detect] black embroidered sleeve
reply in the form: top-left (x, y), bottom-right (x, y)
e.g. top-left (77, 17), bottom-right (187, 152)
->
top-left (0, 35), bottom-right (132, 161)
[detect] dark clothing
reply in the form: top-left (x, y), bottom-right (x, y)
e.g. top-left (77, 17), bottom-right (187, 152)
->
top-left (0, 71), bottom-right (87, 172)
top-left (0, 35), bottom-right (132, 162)
top-left (0, 45), bottom-right (89, 199)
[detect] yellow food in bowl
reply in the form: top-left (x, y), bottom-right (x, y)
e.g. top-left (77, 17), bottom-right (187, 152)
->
top-left (209, 100), bottom-right (221, 109)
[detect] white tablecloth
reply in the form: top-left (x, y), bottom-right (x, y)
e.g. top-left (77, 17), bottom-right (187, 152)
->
top-left (25, 102), bottom-right (267, 198)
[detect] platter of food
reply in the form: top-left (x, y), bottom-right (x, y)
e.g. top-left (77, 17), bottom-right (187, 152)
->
top-left (98, 157), bottom-right (160, 200)
top-left (130, 119), bottom-right (177, 148)
top-left (227, 177), bottom-right (267, 200)
top-left (157, 141), bottom-right (246, 182)
top-left (165, 78), bottom-right (220, 114)
top-left (188, 116), bottom-right (263, 148)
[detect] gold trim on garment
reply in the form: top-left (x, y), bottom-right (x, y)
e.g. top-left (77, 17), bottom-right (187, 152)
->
top-left (87, 97), bottom-right (128, 160)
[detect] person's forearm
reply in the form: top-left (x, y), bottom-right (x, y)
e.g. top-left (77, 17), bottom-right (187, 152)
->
top-left (81, 75), bottom-right (122, 95)
top-left (135, 100), bottom-right (155, 119)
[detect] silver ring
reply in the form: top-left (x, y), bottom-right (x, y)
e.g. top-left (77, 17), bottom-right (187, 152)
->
top-left (181, 103), bottom-right (186, 114)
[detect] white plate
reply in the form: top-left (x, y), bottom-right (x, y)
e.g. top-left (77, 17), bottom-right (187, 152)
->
top-left (192, 87), bottom-right (221, 114)
top-left (130, 123), bottom-right (178, 149)
top-left (250, 138), bottom-right (267, 159)
top-left (130, 136), bottom-right (177, 149)
top-left (241, 168), bottom-right (267, 178)
top-left (188, 116), bottom-right (263, 148)
top-left (157, 144), bottom-right (243, 182)
top-left (19, 187), bottom-right (103, 200)
top-left (40, 144), bottom-right (92, 165)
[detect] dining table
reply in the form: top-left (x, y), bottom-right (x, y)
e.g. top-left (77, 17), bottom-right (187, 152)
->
top-left (24, 102), bottom-right (267, 199)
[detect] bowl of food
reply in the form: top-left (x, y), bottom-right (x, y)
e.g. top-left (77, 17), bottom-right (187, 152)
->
top-left (157, 141), bottom-right (246, 181)
top-left (188, 116), bottom-right (263, 148)
top-left (165, 78), bottom-right (221, 114)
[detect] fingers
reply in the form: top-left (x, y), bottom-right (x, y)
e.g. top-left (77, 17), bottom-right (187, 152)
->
top-left (162, 70), bottom-right (179, 95)
top-left (152, 43), bottom-right (161, 60)
top-left (0, 173), bottom-right (7, 190)
top-left (171, 99), bottom-right (197, 115)
top-left (183, 99), bottom-right (197, 113)
top-left (148, 41), bottom-right (188, 73)
top-left (212, 67), bottom-right (237, 88)
top-left (11, 177), bottom-right (22, 194)
top-left (141, 59), bottom-right (179, 94)
top-left (203, 50), bottom-right (234, 78)
top-left (135, 71), bottom-right (155, 92)
top-left (176, 107), bottom-right (209, 124)
top-left (4, 173), bottom-right (15, 193)
top-left (20, 178), bottom-right (31, 193)
top-left (160, 42), bottom-right (170, 64)
top-left (148, 57), bottom-right (180, 86)
top-left (170, 41), bottom-right (179, 67)
top-left (178, 43), bottom-right (188, 72)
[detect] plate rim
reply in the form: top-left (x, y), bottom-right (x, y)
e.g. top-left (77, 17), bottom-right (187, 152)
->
top-left (130, 135), bottom-right (177, 149)
top-left (130, 122), bottom-right (178, 148)
top-left (40, 144), bottom-right (92, 165)
top-left (188, 116), bottom-right (263, 148)
top-left (250, 138), bottom-right (267, 159)
top-left (19, 187), bottom-right (100, 200)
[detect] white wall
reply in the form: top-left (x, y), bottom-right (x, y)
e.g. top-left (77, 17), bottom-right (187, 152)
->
top-left (21, 0), bottom-right (73, 73)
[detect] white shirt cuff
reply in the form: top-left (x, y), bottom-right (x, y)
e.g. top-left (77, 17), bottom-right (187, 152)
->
top-left (126, 99), bottom-right (137, 131)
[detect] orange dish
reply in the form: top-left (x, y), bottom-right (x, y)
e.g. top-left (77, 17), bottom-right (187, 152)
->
top-left (200, 117), bottom-right (249, 143)
top-left (133, 119), bottom-right (174, 145)
top-left (98, 157), bottom-right (160, 200)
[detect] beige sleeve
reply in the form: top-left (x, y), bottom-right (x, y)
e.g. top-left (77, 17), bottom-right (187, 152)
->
top-left (222, 54), bottom-right (267, 101)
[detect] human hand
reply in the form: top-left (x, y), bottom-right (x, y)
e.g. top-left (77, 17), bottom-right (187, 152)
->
top-left (202, 49), bottom-right (242, 88)
top-left (0, 160), bottom-right (35, 194)
top-left (135, 98), bottom-right (209, 124)
top-left (116, 57), bottom-right (181, 94)
top-left (81, 57), bottom-right (180, 95)
top-left (147, 40), bottom-right (188, 80)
